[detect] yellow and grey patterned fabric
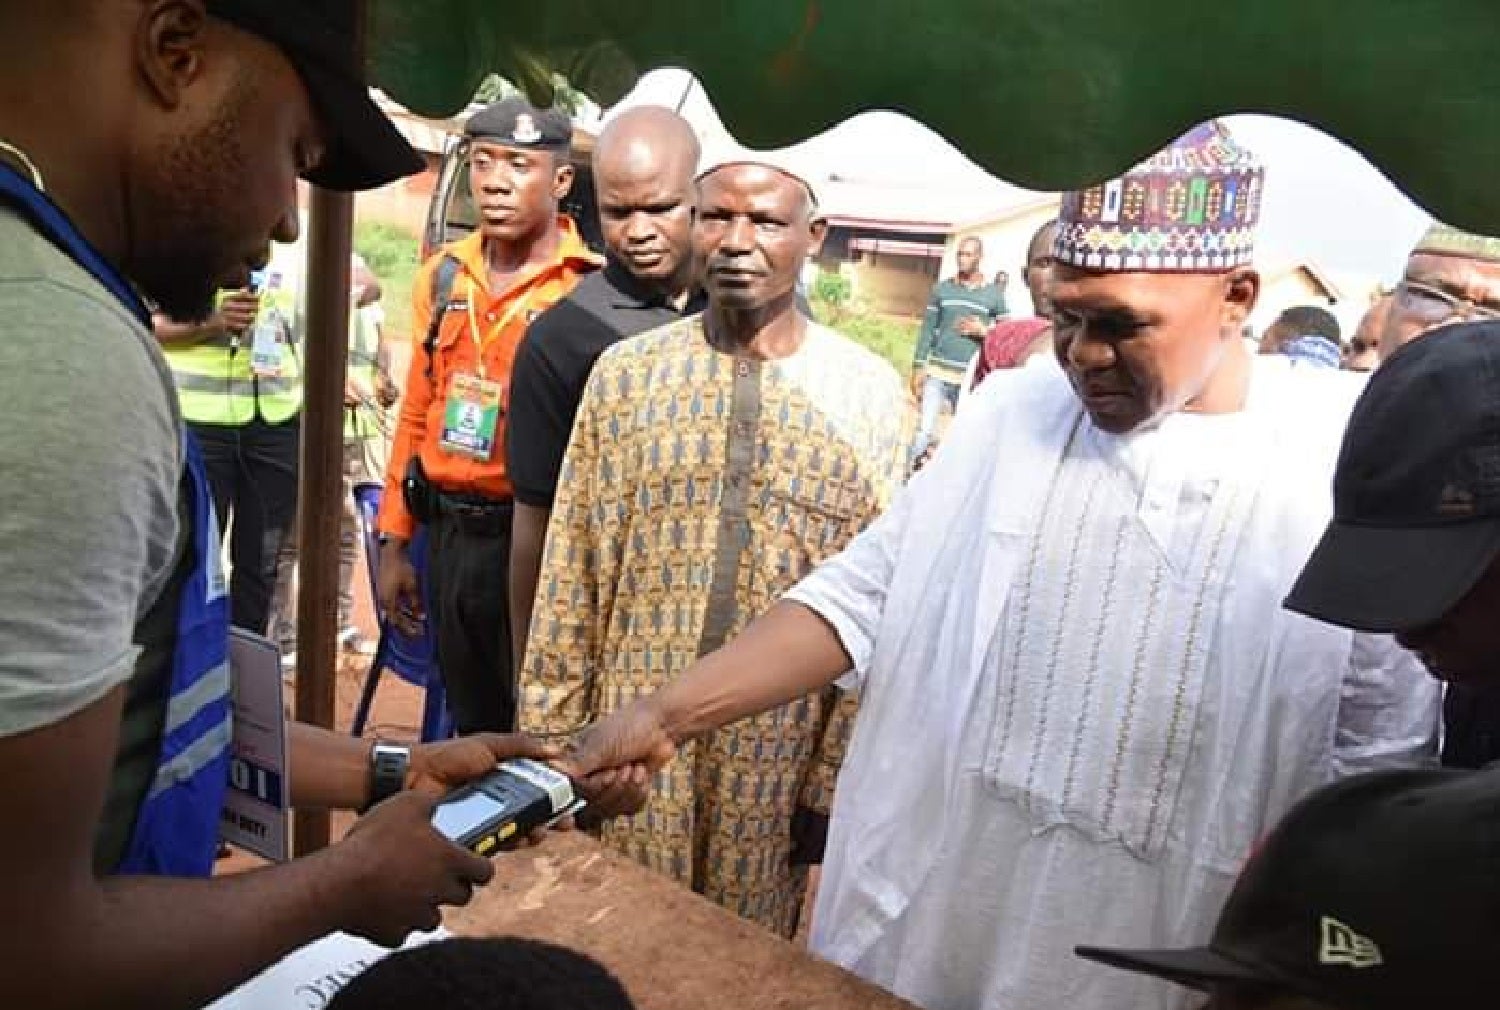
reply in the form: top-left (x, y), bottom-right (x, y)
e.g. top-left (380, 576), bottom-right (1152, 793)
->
top-left (521, 315), bottom-right (912, 936)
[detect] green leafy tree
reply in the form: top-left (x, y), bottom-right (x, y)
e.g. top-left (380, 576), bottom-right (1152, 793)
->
top-left (812, 271), bottom-right (853, 318)
top-left (472, 73), bottom-right (587, 115)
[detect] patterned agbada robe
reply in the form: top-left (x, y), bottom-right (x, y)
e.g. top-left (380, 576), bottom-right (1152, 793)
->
top-left (521, 315), bottom-right (912, 936)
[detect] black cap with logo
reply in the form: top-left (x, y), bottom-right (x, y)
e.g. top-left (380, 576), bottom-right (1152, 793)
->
top-left (205, 0), bottom-right (424, 192)
top-left (1076, 767), bottom-right (1500, 1008)
top-left (1284, 321), bottom-right (1500, 633)
top-left (464, 97), bottom-right (574, 152)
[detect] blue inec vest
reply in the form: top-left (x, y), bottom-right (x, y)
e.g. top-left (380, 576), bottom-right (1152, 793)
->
top-left (0, 163), bottom-right (232, 877)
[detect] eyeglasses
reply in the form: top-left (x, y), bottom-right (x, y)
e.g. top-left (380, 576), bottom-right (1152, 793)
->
top-left (1395, 279), bottom-right (1500, 325)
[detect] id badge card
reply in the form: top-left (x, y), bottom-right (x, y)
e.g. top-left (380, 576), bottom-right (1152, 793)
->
top-left (249, 314), bottom-right (285, 378)
top-left (439, 372), bottom-right (503, 460)
top-left (221, 629), bottom-right (289, 862)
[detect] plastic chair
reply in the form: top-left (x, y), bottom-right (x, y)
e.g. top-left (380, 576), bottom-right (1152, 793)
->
top-left (350, 481), bottom-right (453, 742)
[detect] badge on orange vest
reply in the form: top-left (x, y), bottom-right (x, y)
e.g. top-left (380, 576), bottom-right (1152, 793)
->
top-left (221, 629), bottom-right (289, 862)
top-left (439, 371), bottom-right (503, 460)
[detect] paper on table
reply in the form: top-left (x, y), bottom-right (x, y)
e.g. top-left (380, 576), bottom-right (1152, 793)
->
top-left (203, 929), bottom-right (450, 1010)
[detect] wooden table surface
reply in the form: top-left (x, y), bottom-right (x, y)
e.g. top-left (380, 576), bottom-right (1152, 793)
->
top-left (445, 832), bottom-right (916, 1010)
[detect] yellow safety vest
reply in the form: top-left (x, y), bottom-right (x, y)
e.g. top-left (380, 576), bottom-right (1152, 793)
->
top-left (345, 303), bottom-right (384, 441)
top-left (166, 241), bottom-right (305, 426)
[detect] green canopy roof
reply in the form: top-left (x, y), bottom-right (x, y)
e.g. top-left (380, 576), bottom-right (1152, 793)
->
top-left (369, 0), bottom-right (1499, 234)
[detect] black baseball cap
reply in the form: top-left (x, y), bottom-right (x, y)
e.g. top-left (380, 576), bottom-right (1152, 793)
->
top-left (206, 0), bottom-right (424, 191)
top-left (1284, 321), bottom-right (1500, 633)
top-left (1077, 767), bottom-right (1500, 1009)
top-left (464, 97), bottom-right (574, 151)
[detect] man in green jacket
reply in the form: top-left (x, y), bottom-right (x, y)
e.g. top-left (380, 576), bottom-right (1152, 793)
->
top-left (911, 235), bottom-right (1006, 460)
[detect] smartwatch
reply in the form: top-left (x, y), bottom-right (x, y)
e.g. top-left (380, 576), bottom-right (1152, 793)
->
top-left (366, 741), bottom-right (412, 811)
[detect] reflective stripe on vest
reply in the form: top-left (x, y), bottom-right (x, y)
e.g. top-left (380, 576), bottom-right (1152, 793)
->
top-left (145, 652), bottom-right (232, 800)
top-left (117, 431), bottom-right (232, 876)
top-left (166, 343), bottom-right (304, 425)
top-left (164, 249), bottom-right (305, 425)
top-left (173, 370), bottom-right (302, 399)
top-left (0, 164), bottom-right (234, 880)
top-left (344, 303), bottom-right (376, 440)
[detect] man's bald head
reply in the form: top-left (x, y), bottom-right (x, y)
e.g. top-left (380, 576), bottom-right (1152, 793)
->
top-left (593, 106), bottom-right (700, 290)
top-left (595, 106), bottom-right (701, 179)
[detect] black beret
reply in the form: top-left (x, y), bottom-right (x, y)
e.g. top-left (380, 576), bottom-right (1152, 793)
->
top-left (464, 97), bottom-right (572, 151)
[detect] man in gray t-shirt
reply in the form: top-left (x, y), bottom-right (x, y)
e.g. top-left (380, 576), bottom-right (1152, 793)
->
top-left (0, 6), bottom-right (585, 1010)
top-left (0, 210), bottom-right (186, 871)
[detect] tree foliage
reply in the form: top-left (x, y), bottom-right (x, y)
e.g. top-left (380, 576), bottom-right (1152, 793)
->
top-left (472, 73), bottom-right (588, 116)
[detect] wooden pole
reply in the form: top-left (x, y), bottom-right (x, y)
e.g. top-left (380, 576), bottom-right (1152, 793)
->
top-left (292, 190), bottom-right (352, 858)
top-left (293, 0), bottom-right (365, 858)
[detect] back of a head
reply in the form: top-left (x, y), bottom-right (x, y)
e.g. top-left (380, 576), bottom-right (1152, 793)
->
top-left (1275, 305), bottom-right (1341, 344)
top-left (1027, 218), bottom-right (1059, 264)
top-left (325, 938), bottom-right (637, 1010)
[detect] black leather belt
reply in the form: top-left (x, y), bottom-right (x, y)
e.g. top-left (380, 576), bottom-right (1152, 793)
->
top-left (433, 490), bottom-right (511, 516)
top-left (433, 490), bottom-right (512, 537)
top-left (404, 458), bottom-right (511, 536)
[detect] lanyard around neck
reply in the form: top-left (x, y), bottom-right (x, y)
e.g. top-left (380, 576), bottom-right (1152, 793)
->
top-left (463, 272), bottom-right (537, 379)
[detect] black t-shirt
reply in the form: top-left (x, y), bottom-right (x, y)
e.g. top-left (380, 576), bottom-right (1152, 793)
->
top-left (507, 261), bottom-right (705, 507)
top-left (1443, 683), bottom-right (1500, 769)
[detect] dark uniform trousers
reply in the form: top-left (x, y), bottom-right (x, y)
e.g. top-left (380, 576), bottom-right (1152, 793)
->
top-left (191, 414), bottom-right (300, 636)
top-left (425, 501), bottom-right (516, 734)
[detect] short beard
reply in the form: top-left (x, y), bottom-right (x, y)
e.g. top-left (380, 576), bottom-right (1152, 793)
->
top-left (136, 246), bottom-right (224, 323)
top-left (127, 69), bottom-right (257, 322)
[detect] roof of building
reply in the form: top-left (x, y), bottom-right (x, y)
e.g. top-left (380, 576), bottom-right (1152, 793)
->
top-left (817, 175), bottom-right (1053, 234)
top-left (598, 72), bottom-right (1054, 235)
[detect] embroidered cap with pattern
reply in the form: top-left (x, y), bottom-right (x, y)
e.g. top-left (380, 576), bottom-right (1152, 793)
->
top-left (1054, 120), bottom-right (1264, 274)
top-left (1078, 767), bottom-right (1500, 1010)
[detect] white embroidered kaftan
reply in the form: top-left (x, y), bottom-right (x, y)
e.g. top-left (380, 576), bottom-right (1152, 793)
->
top-left (786, 356), bottom-right (1439, 1010)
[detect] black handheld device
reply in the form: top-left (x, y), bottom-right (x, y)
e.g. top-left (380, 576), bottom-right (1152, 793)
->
top-left (431, 759), bottom-right (584, 856)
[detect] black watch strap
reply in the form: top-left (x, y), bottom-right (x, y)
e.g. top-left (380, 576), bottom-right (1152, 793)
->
top-left (365, 742), bottom-right (411, 812)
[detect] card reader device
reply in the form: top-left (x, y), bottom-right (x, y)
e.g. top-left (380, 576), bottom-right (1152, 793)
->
top-left (431, 759), bottom-right (584, 856)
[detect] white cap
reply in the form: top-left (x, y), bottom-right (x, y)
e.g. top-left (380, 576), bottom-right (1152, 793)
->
top-left (695, 140), bottom-right (821, 207)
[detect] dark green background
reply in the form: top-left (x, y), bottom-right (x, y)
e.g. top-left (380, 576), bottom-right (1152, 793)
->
top-left (369, 1), bottom-right (1496, 233)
